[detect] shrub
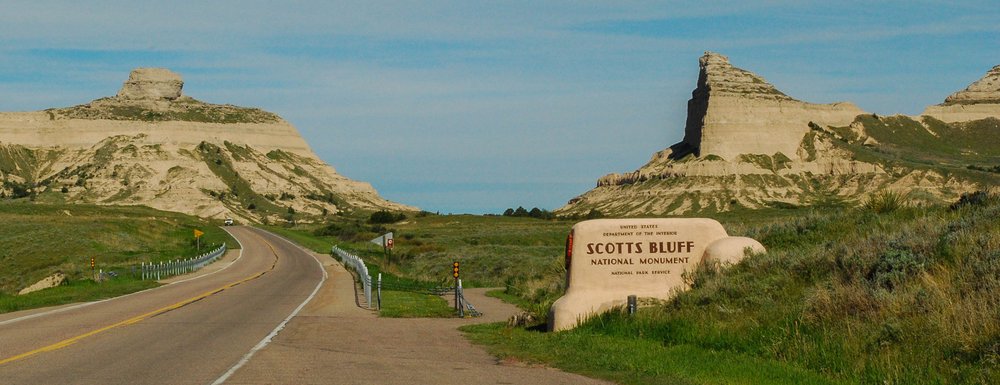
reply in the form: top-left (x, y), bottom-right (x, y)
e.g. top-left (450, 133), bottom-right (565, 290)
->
top-left (864, 190), bottom-right (908, 213)
top-left (369, 210), bottom-right (406, 224)
top-left (585, 208), bottom-right (604, 219)
top-left (866, 246), bottom-right (926, 290)
top-left (950, 190), bottom-right (993, 210)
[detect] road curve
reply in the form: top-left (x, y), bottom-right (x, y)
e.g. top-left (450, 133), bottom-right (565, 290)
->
top-left (0, 226), bottom-right (324, 384)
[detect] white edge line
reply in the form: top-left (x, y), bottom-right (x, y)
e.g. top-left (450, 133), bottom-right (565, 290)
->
top-left (0, 227), bottom-right (245, 328)
top-left (210, 228), bottom-right (328, 385)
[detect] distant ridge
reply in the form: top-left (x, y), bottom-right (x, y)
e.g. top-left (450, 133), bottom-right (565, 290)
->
top-left (0, 68), bottom-right (415, 222)
top-left (559, 53), bottom-right (1000, 217)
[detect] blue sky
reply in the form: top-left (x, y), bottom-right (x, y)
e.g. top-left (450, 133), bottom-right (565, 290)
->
top-left (1, 1), bottom-right (997, 213)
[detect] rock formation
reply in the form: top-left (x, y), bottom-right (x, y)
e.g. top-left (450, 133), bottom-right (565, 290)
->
top-left (675, 52), bottom-right (863, 161)
top-left (559, 53), bottom-right (999, 217)
top-left (923, 65), bottom-right (1000, 123)
top-left (117, 68), bottom-right (184, 101)
top-left (0, 68), bottom-right (415, 222)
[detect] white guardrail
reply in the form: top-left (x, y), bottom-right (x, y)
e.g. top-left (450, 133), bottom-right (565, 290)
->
top-left (331, 245), bottom-right (372, 308)
top-left (140, 243), bottom-right (227, 280)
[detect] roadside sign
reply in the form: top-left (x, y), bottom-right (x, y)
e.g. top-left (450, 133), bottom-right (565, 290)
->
top-left (452, 261), bottom-right (460, 278)
top-left (194, 229), bottom-right (205, 238)
top-left (370, 232), bottom-right (394, 247)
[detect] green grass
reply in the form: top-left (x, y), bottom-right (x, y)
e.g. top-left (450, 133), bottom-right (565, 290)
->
top-left (279, 213), bottom-right (573, 289)
top-left (260, 225), bottom-right (333, 254)
top-left (463, 322), bottom-right (845, 385)
top-left (468, 194), bottom-right (999, 385)
top-left (0, 201), bottom-right (238, 299)
top-left (264, 223), bottom-right (458, 318)
top-left (377, 290), bottom-right (454, 318)
top-left (0, 276), bottom-right (158, 313)
top-left (47, 97), bottom-right (281, 123)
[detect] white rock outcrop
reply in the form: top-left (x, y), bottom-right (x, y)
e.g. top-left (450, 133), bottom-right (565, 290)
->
top-left (922, 65), bottom-right (1000, 123)
top-left (677, 52), bottom-right (863, 161)
top-left (18, 273), bottom-right (66, 295)
top-left (0, 68), bottom-right (415, 221)
top-left (116, 68), bottom-right (184, 101)
top-left (558, 53), bottom-right (994, 217)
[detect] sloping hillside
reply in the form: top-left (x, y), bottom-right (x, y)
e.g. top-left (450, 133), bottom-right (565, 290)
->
top-left (558, 53), bottom-right (1000, 217)
top-left (0, 68), bottom-right (414, 222)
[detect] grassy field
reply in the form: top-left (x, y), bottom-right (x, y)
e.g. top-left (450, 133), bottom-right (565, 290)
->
top-left (264, 224), bottom-right (461, 318)
top-left (377, 290), bottom-right (454, 318)
top-left (462, 192), bottom-right (999, 385)
top-left (276, 192), bottom-right (998, 385)
top-left (0, 201), bottom-right (237, 310)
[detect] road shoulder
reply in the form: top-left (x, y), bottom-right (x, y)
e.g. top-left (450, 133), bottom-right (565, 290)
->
top-left (224, 254), bottom-right (610, 385)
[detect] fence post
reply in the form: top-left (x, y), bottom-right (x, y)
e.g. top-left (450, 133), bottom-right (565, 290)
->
top-left (458, 279), bottom-right (465, 318)
top-left (365, 274), bottom-right (372, 309)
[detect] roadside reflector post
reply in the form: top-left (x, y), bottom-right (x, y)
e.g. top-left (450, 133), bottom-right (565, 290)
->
top-left (377, 273), bottom-right (382, 311)
top-left (458, 279), bottom-right (465, 318)
top-left (627, 295), bottom-right (637, 316)
top-left (452, 261), bottom-right (460, 312)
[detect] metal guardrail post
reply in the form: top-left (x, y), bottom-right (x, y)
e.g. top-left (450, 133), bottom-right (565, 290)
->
top-left (332, 245), bottom-right (380, 310)
top-left (137, 243), bottom-right (226, 281)
top-left (457, 279), bottom-right (465, 318)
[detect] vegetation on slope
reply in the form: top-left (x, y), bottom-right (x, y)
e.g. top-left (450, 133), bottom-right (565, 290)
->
top-left (832, 115), bottom-right (1000, 173)
top-left (0, 201), bottom-right (237, 311)
top-left (465, 192), bottom-right (999, 384)
top-left (220, 191), bottom-right (999, 383)
top-left (46, 97), bottom-right (281, 123)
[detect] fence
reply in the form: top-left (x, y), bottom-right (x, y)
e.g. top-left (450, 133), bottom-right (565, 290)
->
top-left (331, 245), bottom-right (481, 317)
top-left (140, 243), bottom-right (227, 280)
top-left (454, 279), bottom-right (482, 318)
top-left (331, 245), bottom-right (372, 308)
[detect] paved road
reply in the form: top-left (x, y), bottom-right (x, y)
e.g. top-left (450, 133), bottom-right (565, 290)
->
top-left (0, 226), bottom-right (324, 384)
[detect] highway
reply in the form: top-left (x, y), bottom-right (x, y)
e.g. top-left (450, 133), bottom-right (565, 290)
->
top-left (0, 226), bottom-right (325, 384)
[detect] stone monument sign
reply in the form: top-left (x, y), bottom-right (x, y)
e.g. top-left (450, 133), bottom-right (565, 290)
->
top-left (548, 218), bottom-right (765, 331)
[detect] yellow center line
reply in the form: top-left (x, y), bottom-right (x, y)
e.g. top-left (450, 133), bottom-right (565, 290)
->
top-left (0, 232), bottom-right (281, 366)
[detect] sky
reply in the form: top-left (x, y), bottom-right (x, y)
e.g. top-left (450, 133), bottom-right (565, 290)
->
top-left (1, 1), bottom-right (997, 214)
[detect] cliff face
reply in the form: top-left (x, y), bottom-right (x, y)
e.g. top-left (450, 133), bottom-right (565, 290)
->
top-left (676, 52), bottom-right (863, 161)
top-left (0, 68), bottom-right (414, 222)
top-left (922, 65), bottom-right (1000, 123)
top-left (559, 53), bottom-right (1000, 217)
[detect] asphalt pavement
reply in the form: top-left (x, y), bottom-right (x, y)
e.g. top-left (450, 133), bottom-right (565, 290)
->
top-left (0, 226), bottom-right (324, 384)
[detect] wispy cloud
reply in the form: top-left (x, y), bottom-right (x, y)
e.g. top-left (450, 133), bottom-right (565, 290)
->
top-left (1, 1), bottom-right (997, 213)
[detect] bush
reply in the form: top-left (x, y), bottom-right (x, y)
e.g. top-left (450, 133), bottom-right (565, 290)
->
top-left (866, 246), bottom-right (926, 290)
top-left (864, 190), bottom-right (908, 213)
top-left (369, 210), bottom-right (406, 224)
top-left (950, 190), bottom-right (993, 210)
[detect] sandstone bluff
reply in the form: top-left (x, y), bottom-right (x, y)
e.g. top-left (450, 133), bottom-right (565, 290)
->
top-left (559, 52), bottom-right (1000, 217)
top-left (0, 68), bottom-right (414, 222)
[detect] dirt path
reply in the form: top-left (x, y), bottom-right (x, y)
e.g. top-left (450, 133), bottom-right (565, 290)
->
top-left (224, 252), bottom-right (611, 384)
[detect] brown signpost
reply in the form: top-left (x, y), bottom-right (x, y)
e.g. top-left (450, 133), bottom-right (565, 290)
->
top-left (548, 218), bottom-right (765, 331)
